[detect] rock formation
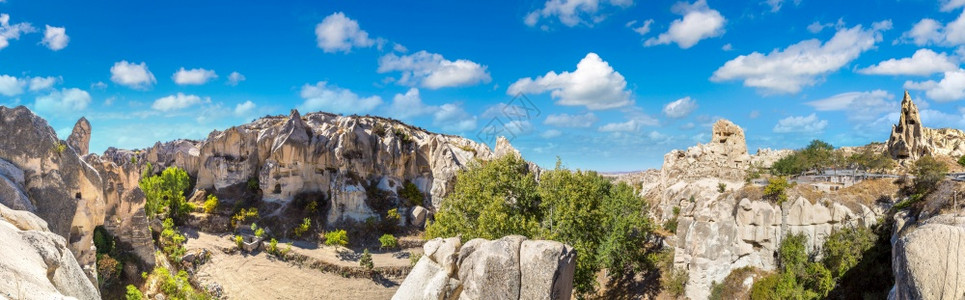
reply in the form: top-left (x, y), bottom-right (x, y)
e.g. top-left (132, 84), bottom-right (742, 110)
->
top-left (887, 91), bottom-right (965, 160)
top-left (891, 213), bottom-right (965, 299)
top-left (0, 202), bottom-right (100, 299)
top-left (67, 117), bottom-right (91, 156)
top-left (138, 109), bottom-right (517, 226)
top-left (394, 236), bottom-right (576, 300)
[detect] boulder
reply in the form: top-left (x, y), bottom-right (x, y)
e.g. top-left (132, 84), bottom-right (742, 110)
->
top-left (410, 206), bottom-right (427, 228)
top-left (892, 215), bottom-right (965, 299)
top-left (393, 236), bottom-right (575, 300)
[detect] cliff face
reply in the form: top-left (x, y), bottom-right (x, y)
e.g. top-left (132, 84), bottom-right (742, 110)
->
top-left (887, 91), bottom-right (965, 160)
top-left (139, 109), bottom-right (511, 226)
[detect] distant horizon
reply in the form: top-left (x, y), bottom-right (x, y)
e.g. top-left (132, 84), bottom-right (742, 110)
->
top-left (4, 1), bottom-right (965, 171)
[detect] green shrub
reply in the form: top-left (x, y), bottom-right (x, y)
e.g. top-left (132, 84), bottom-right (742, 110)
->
top-left (255, 227), bottom-right (265, 238)
top-left (151, 267), bottom-right (204, 299)
top-left (53, 142), bottom-right (66, 154)
top-left (399, 181), bottom-right (424, 207)
top-left (822, 227), bottom-right (875, 278)
top-left (718, 182), bottom-right (727, 193)
top-left (267, 238), bottom-right (279, 255)
top-left (359, 248), bottom-right (374, 270)
top-left (160, 218), bottom-right (186, 262)
top-left (125, 285), bottom-right (144, 300)
top-left (247, 177), bottom-right (260, 191)
top-left (140, 166), bottom-right (191, 222)
top-left (912, 155), bottom-right (948, 194)
top-left (282, 242), bottom-right (293, 257)
top-left (386, 208), bottom-right (401, 222)
top-left (293, 218), bottom-right (311, 237)
top-left (203, 194), bottom-right (218, 214)
top-left (93, 226), bottom-right (114, 254)
top-left (663, 267), bottom-right (689, 298)
top-left (234, 235), bottom-right (244, 249)
top-left (959, 155), bottom-right (965, 167)
top-left (764, 177), bottom-right (790, 204)
top-left (750, 273), bottom-right (780, 300)
top-left (426, 156), bottom-right (652, 296)
top-left (379, 234), bottom-right (398, 249)
top-left (324, 229), bottom-right (348, 247)
top-left (231, 208), bottom-right (259, 228)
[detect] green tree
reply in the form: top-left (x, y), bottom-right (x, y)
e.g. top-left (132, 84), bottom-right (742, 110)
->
top-left (822, 227), bottom-right (875, 278)
top-left (359, 248), bottom-right (374, 270)
top-left (764, 177), bottom-right (790, 204)
top-left (203, 194), bottom-right (218, 214)
top-left (913, 155), bottom-right (948, 194)
top-left (325, 229), bottom-right (349, 247)
top-left (125, 284), bottom-right (144, 300)
top-left (139, 166), bottom-right (191, 222)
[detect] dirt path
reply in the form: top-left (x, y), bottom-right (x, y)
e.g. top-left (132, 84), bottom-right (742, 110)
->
top-left (183, 230), bottom-right (415, 299)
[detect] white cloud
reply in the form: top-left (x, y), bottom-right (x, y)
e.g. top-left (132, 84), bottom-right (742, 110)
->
top-left (227, 72), bottom-right (246, 86)
top-left (711, 22), bottom-right (890, 94)
top-left (901, 11), bottom-right (965, 47)
top-left (942, 0), bottom-right (965, 12)
top-left (433, 103), bottom-right (476, 132)
top-left (315, 12), bottom-right (376, 53)
top-left (858, 49), bottom-right (957, 76)
top-left (34, 88), bottom-right (90, 114)
top-left (543, 112), bottom-right (597, 127)
top-left (541, 129), bottom-right (563, 138)
top-left (378, 51), bottom-right (491, 89)
top-left (749, 110), bottom-right (760, 119)
top-left (392, 43), bottom-right (408, 53)
top-left (904, 69), bottom-right (965, 101)
top-left (662, 96), bottom-right (698, 118)
top-left (41, 25), bottom-right (68, 51)
top-left (298, 81), bottom-right (382, 114)
top-left (807, 18), bottom-right (844, 34)
top-left (234, 100), bottom-right (256, 116)
top-left (0, 75), bottom-right (24, 96)
top-left (28, 76), bottom-right (58, 91)
top-left (644, 0), bottom-right (726, 49)
top-left (388, 88), bottom-right (438, 119)
top-left (172, 67), bottom-right (217, 85)
top-left (152, 93), bottom-right (205, 112)
top-left (0, 14), bottom-right (35, 50)
top-left (627, 19), bottom-right (653, 35)
top-left (598, 119), bottom-right (642, 132)
top-left (110, 61), bottom-right (156, 89)
top-left (90, 81), bottom-right (107, 90)
top-left (508, 52), bottom-right (632, 110)
top-left (524, 0), bottom-right (633, 28)
top-left (773, 113), bottom-right (828, 133)
top-left (805, 90), bottom-right (897, 123)
top-left (721, 43), bottom-right (732, 51)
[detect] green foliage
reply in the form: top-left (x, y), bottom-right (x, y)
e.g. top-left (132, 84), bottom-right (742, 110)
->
top-left (268, 238), bottom-right (279, 255)
top-left (379, 234), bottom-right (398, 249)
top-left (306, 201), bottom-right (318, 214)
top-left (254, 227), bottom-right (264, 238)
top-left (399, 181), bottom-right (424, 207)
top-left (426, 156), bottom-right (652, 296)
top-left (93, 226), bottom-right (114, 254)
top-left (230, 208), bottom-right (259, 228)
top-left (160, 218), bottom-right (186, 262)
top-left (409, 251), bottom-right (423, 267)
top-left (372, 122), bottom-right (387, 137)
top-left (247, 177), bottom-right (260, 191)
top-left (152, 267), bottom-right (205, 300)
top-left (97, 254), bottom-right (123, 285)
top-left (234, 235), bottom-right (244, 249)
top-left (393, 128), bottom-right (413, 145)
top-left (959, 155), bottom-right (965, 167)
top-left (359, 248), bottom-right (374, 270)
top-left (386, 208), bottom-right (401, 222)
top-left (709, 267), bottom-right (760, 300)
top-left (324, 229), bottom-right (349, 247)
top-left (293, 218), bottom-right (311, 237)
top-left (52, 142), bottom-right (66, 154)
top-left (203, 194), bottom-right (218, 214)
top-left (662, 267), bottom-right (689, 298)
top-left (718, 182), bottom-right (727, 193)
top-left (140, 166), bottom-right (191, 222)
top-left (125, 285), bottom-right (144, 300)
top-left (848, 148), bottom-right (895, 172)
top-left (130, 156), bottom-right (138, 164)
top-left (912, 155), bottom-right (948, 194)
top-left (822, 227), bottom-right (875, 278)
top-left (764, 177), bottom-right (790, 204)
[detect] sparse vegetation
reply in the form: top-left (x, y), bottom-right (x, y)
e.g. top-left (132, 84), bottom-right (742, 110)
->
top-left (709, 267), bottom-right (762, 300)
top-left (717, 182), bottom-right (727, 193)
top-left (663, 267), bottom-right (689, 298)
top-left (426, 156), bottom-right (653, 296)
top-left (160, 218), bottom-right (186, 262)
top-left (231, 208), bottom-right (259, 228)
top-left (150, 266), bottom-right (207, 299)
top-left (764, 177), bottom-right (790, 204)
top-left (393, 128), bottom-right (413, 146)
top-left (959, 155), bottom-right (965, 167)
top-left (267, 238), bottom-right (279, 255)
top-left (663, 206), bottom-right (680, 233)
top-left (125, 285), bottom-right (144, 300)
top-left (912, 155), bottom-right (948, 195)
top-left (399, 181), bottom-right (424, 207)
top-left (379, 234), bottom-right (398, 249)
top-left (52, 142), bottom-right (66, 154)
top-left (359, 249), bottom-right (374, 270)
top-left (293, 218), bottom-right (311, 237)
top-left (325, 229), bottom-right (349, 247)
top-left (409, 251), bottom-right (423, 267)
top-left (247, 177), bottom-right (260, 191)
top-left (234, 235), bottom-right (244, 249)
top-left (771, 140), bottom-right (895, 177)
top-left (203, 194), bottom-right (218, 214)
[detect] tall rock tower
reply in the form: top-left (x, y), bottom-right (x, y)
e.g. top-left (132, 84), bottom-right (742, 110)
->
top-left (888, 91), bottom-right (927, 160)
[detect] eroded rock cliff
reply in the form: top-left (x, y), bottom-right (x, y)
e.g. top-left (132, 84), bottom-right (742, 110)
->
top-left (393, 236), bottom-right (576, 300)
top-left (891, 213), bottom-right (965, 299)
top-left (887, 91), bottom-right (965, 161)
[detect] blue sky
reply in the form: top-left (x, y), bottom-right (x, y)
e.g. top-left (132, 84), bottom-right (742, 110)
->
top-left (4, 0), bottom-right (965, 171)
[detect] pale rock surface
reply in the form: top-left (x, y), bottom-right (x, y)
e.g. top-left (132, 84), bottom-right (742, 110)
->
top-left (0, 202), bottom-right (99, 300)
top-left (67, 117), bottom-right (91, 156)
top-left (139, 110), bottom-right (520, 226)
top-left (891, 214), bottom-right (965, 300)
top-left (888, 91), bottom-right (965, 160)
top-left (394, 236), bottom-right (575, 300)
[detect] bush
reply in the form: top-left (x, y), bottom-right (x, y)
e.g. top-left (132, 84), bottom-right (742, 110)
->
top-left (203, 194), bottom-right (218, 214)
top-left (822, 226), bottom-right (875, 278)
top-left (764, 177), bottom-right (790, 204)
top-left (959, 155), bottom-right (965, 167)
top-left (125, 285), bottom-right (144, 300)
top-left (231, 208), bottom-right (259, 228)
top-left (234, 235), bottom-right (244, 249)
top-left (267, 238), bottom-right (279, 255)
top-left (718, 182), bottom-right (727, 193)
top-left (399, 181), bottom-right (424, 207)
top-left (293, 218), bottom-right (311, 237)
top-left (140, 166), bottom-right (191, 222)
top-left (255, 227), bottom-right (265, 238)
top-left (325, 229), bottom-right (349, 247)
top-left (151, 267), bottom-right (204, 299)
top-left (93, 226), bottom-right (114, 254)
top-left (409, 252), bottom-right (423, 267)
top-left (97, 254), bottom-right (123, 285)
top-left (247, 177), bottom-right (260, 191)
top-left (709, 267), bottom-right (761, 300)
top-left (750, 273), bottom-right (779, 300)
top-left (663, 267), bottom-right (689, 298)
top-left (160, 218), bottom-right (186, 262)
top-left (359, 248), bottom-right (374, 270)
top-left (426, 156), bottom-right (652, 296)
top-left (379, 234), bottom-right (398, 249)
top-left (913, 155), bottom-right (948, 194)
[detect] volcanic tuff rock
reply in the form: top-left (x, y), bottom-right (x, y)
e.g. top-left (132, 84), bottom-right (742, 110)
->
top-left (891, 213), bottom-right (965, 299)
top-left (67, 117), bottom-right (91, 156)
top-left (139, 109), bottom-right (518, 226)
top-left (887, 91), bottom-right (965, 161)
top-left (393, 236), bottom-right (576, 300)
top-left (0, 202), bottom-right (99, 300)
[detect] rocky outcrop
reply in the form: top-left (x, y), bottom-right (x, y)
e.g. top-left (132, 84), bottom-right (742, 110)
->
top-left (887, 91), bottom-right (965, 160)
top-left (85, 149), bottom-right (155, 268)
top-left (663, 119), bottom-right (750, 185)
top-left (891, 213), bottom-right (965, 299)
top-left (67, 117), bottom-right (91, 156)
top-left (138, 110), bottom-right (515, 226)
top-left (393, 236), bottom-right (576, 300)
top-left (0, 202), bottom-right (99, 300)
